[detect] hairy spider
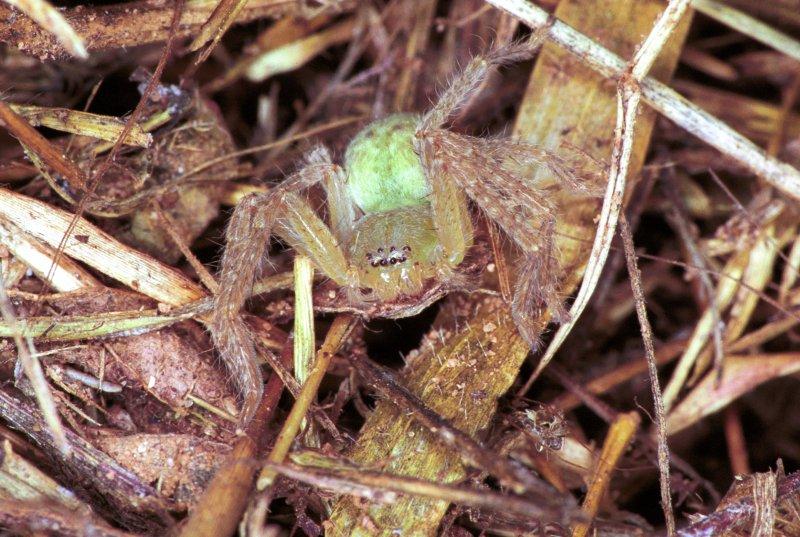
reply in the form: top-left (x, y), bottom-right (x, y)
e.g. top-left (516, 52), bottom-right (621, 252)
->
top-left (213, 38), bottom-right (588, 424)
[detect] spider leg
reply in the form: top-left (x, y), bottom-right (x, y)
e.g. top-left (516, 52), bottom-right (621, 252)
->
top-left (274, 192), bottom-right (352, 288)
top-left (416, 129), bottom-right (575, 349)
top-left (510, 217), bottom-right (569, 351)
top-left (413, 133), bottom-right (473, 267)
top-left (213, 190), bottom-right (276, 425)
top-left (322, 163), bottom-right (357, 245)
top-left (415, 129), bottom-right (555, 252)
top-left (213, 148), bottom-right (351, 425)
top-left (419, 33), bottom-right (546, 132)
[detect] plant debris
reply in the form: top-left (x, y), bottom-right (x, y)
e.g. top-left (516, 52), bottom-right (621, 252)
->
top-left (1, 0), bottom-right (800, 535)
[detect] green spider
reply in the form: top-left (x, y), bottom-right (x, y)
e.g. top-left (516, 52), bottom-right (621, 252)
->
top-left (213, 39), bottom-right (588, 424)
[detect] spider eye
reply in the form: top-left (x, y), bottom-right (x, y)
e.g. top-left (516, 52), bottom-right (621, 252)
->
top-left (379, 259), bottom-right (388, 266)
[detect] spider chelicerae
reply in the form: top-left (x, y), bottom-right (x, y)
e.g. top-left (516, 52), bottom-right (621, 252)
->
top-left (212, 36), bottom-right (592, 424)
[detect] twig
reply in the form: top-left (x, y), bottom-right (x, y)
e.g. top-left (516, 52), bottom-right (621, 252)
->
top-left (349, 352), bottom-right (568, 502)
top-left (267, 459), bottom-right (585, 523)
top-left (0, 101), bottom-right (87, 193)
top-left (178, 368), bottom-right (286, 537)
top-left (619, 214), bottom-right (675, 535)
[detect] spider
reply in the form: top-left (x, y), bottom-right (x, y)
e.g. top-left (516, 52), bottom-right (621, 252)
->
top-left (213, 37), bottom-right (590, 424)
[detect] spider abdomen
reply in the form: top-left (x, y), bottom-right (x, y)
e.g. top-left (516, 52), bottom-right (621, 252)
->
top-left (344, 113), bottom-right (429, 214)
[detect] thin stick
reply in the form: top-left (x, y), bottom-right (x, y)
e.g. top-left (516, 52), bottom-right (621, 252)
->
top-left (619, 214), bottom-right (675, 535)
top-left (0, 101), bottom-right (87, 193)
top-left (256, 314), bottom-right (356, 490)
top-left (155, 204), bottom-right (219, 293)
top-left (178, 369), bottom-right (285, 537)
top-left (350, 352), bottom-right (565, 500)
top-left (267, 459), bottom-right (584, 523)
top-left (723, 406), bottom-right (750, 476)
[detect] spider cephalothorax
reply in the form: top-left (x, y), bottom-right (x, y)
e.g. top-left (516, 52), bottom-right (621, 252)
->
top-left (213, 38), bottom-right (588, 424)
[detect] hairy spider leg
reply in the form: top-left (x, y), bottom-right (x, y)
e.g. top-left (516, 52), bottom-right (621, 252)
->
top-left (274, 192), bottom-right (352, 288)
top-left (413, 134), bottom-right (473, 266)
top-left (510, 219), bottom-right (569, 351)
top-left (419, 33), bottom-right (546, 132)
top-left (213, 147), bottom-right (350, 424)
top-left (413, 36), bottom-right (581, 352)
top-left (322, 163), bottom-right (357, 245)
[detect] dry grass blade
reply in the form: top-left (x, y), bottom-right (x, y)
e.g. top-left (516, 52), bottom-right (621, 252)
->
top-left (662, 219), bottom-right (781, 410)
top-left (0, 189), bottom-right (204, 306)
top-left (257, 314), bottom-right (357, 490)
top-left (9, 104), bottom-right (151, 146)
top-left (487, 0), bottom-right (800, 200)
top-left (246, 17), bottom-right (358, 82)
top-left (188, 0), bottom-right (249, 58)
top-left (1, 0), bottom-right (87, 58)
top-left (293, 256), bottom-right (314, 385)
top-left (571, 411), bottom-right (640, 537)
top-left (0, 216), bottom-right (100, 292)
top-left (667, 353), bottom-right (800, 435)
top-left (0, 309), bottom-right (191, 340)
top-left (692, 0), bottom-right (800, 63)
